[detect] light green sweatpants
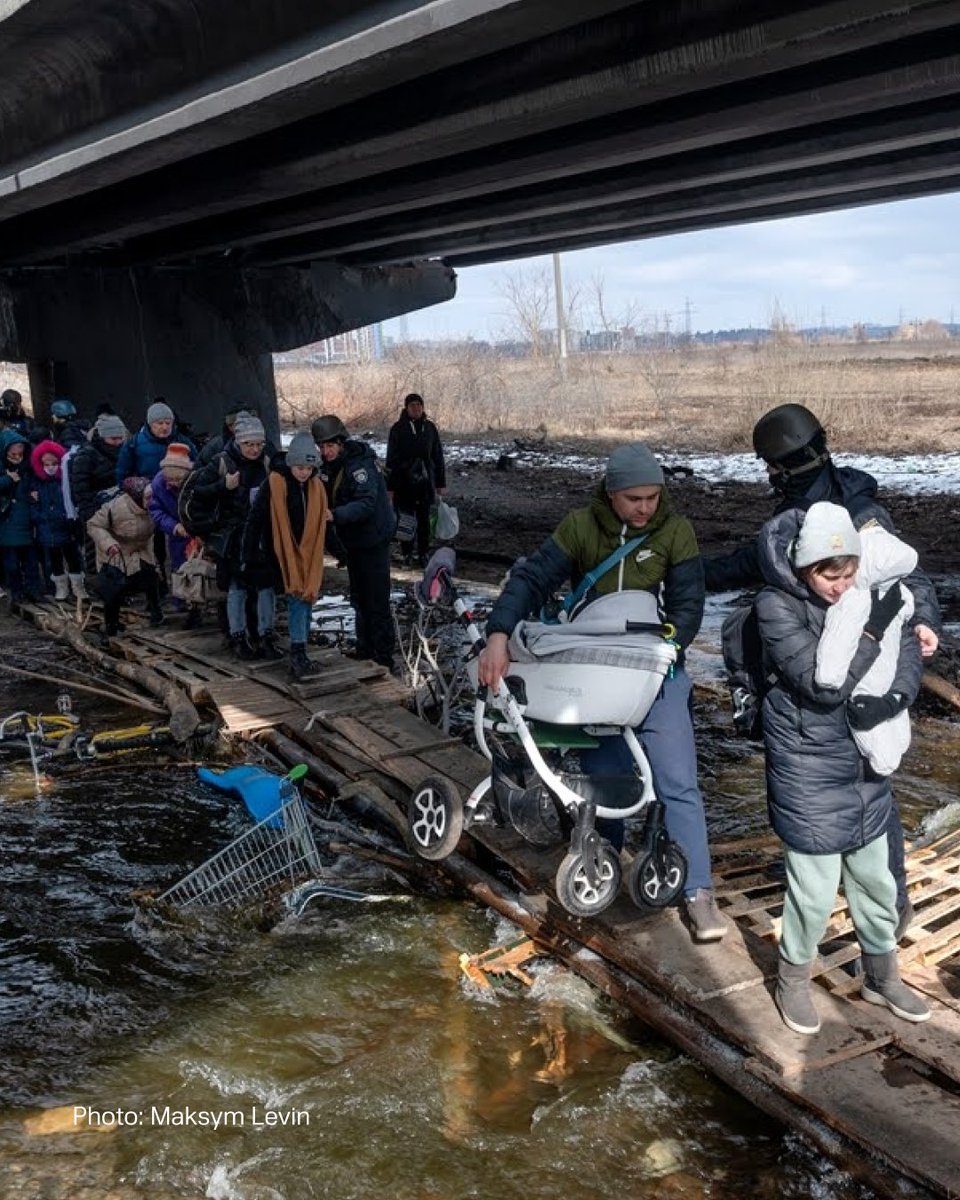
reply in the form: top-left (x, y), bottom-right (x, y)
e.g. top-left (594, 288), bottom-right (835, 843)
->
top-left (780, 834), bottom-right (898, 965)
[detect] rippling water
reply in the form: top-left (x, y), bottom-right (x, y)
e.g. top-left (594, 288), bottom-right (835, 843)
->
top-left (1, 624), bottom-right (955, 1198)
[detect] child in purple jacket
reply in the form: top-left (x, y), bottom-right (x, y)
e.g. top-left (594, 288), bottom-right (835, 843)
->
top-left (148, 443), bottom-right (201, 626)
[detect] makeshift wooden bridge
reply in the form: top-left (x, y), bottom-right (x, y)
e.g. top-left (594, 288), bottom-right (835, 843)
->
top-left (30, 613), bottom-right (960, 1199)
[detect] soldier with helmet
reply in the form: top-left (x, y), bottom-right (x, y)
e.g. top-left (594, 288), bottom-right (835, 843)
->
top-left (705, 401), bottom-right (942, 935)
top-left (48, 398), bottom-right (90, 449)
top-left (312, 414), bottom-right (396, 670)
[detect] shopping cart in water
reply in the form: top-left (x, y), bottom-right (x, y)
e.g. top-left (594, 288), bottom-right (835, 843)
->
top-left (157, 765), bottom-right (376, 915)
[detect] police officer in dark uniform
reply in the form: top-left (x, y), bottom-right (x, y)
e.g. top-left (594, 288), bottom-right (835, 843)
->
top-left (312, 414), bottom-right (396, 669)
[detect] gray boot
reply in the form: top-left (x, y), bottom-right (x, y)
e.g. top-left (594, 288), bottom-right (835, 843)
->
top-left (861, 951), bottom-right (931, 1023)
top-left (68, 572), bottom-right (89, 600)
top-left (51, 574), bottom-right (69, 601)
top-left (775, 957), bottom-right (821, 1035)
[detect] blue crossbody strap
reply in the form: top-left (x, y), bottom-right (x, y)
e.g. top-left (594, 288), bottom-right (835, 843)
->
top-left (560, 533), bottom-right (648, 617)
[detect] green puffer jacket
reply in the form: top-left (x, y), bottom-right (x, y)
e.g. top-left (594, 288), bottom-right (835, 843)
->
top-left (486, 483), bottom-right (705, 650)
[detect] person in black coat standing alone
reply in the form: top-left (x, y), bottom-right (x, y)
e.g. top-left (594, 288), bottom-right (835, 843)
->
top-left (313, 414), bottom-right (396, 669)
top-left (385, 392), bottom-right (446, 567)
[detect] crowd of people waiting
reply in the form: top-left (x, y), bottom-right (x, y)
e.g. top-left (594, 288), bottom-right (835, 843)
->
top-left (0, 388), bottom-right (447, 684)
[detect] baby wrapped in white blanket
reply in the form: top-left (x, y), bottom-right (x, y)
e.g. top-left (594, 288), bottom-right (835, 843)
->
top-left (815, 523), bottom-right (916, 775)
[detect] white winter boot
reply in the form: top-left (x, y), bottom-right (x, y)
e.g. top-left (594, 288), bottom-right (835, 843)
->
top-left (68, 573), bottom-right (89, 600)
top-left (52, 574), bottom-right (69, 601)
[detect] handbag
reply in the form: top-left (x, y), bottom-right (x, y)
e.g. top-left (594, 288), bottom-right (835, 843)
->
top-left (171, 541), bottom-right (224, 604)
top-left (91, 562), bottom-right (127, 607)
top-left (396, 510), bottom-right (417, 542)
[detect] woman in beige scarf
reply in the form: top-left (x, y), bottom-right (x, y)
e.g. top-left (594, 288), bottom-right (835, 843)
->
top-left (242, 432), bottom-right (327, 680)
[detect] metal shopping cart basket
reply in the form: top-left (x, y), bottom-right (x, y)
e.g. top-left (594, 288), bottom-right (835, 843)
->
top-left (157, 765), bottom-right (388, 915)
top-left (158, 765), bottom-right (326, 912)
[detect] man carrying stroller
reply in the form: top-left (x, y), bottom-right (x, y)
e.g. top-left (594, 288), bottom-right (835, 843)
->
top-left (477, 442), bottom-right (725, 943)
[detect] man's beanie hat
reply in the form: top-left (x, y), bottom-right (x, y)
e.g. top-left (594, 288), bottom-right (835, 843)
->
top-left (604, 443), bottom-right (665, 491)
top-left (791, 501), bottom-right (860, 568)
top-left (285, 431), bottom-right (319, 468)
top-left (159, 443), bottom-right (194, 471)
top-left (146, 401), bottom-right (174, 424)
top-left (96, 414), bottom-right (128, 439)
top-left (234, 414), bottom-right (266, 444)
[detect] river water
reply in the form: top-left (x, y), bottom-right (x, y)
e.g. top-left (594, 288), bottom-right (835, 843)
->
top-left (0, 617), bottom-right (957, 1199)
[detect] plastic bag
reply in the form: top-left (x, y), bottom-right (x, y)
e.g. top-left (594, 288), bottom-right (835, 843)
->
top-left (432, 499), bottom-right (459, 541)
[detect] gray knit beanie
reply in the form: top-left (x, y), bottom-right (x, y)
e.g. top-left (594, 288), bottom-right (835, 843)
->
top-left (791, 501), bottom-right (860, 568)
top-left (285, 430), bottom-right (319, 468)
top-left (234, 414), bottom-right (266, 444)
top-left (146, 401), bottom-right (174, 424)
top-left (95, 414), bottom-right (128, 439)
top-left (604, 443), bottom-right (664, 491)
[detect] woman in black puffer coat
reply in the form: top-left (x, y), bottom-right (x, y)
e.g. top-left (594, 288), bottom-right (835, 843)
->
top-left (755, 502), bottom-right (927, 1037)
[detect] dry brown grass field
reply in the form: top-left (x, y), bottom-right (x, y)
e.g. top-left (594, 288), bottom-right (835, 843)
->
top-left (276, 340), bottom-right (960, 454)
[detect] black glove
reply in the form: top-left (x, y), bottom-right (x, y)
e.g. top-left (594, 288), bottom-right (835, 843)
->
top-left (864, 585), bottom-right (903, 641)
top-left (846, 692), bottom-right (905, 731)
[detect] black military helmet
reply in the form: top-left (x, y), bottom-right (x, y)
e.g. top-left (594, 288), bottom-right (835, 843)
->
top-left (0, 388), bottom-right (22, 414)
top-left (752, 403), bottom-right (826, 463)
top-left (311, 414), bottom-right (348, 443)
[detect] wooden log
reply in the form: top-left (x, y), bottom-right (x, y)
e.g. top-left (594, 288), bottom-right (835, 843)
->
top-left (33, 612), bottom-right (200, 742)
top-left (922, 670), bottom-right (960, 711)
top-left (0, 659), bottom-right (167, 716)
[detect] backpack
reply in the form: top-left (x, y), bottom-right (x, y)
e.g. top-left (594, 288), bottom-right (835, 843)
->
top-left (178, 457), bottom-right (226, 537)
top-left (720, 599), bottom-right (774, 739)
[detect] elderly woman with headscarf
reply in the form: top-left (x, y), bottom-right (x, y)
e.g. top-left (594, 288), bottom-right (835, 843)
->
top-left (86, 476), bottom-right (164, 641)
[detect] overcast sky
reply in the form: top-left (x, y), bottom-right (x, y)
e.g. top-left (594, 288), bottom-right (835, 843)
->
top-left (382, 192), bottom-right (960, 341)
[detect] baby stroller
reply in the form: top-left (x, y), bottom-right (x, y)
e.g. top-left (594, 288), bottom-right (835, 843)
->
top-left (406, 550), bottom-right (688, 917)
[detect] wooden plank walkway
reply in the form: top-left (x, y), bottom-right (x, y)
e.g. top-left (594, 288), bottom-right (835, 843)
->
top-left (56, 616), bottom-right (960, 1198)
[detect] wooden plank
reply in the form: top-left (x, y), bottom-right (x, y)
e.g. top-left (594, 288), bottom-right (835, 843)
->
top-left (901, 963), bottom-right (960, 1015)
top-left (702, 985), bottom-right (894, 1077)
top-left (891, 1001), bottom-right (960, 1088)
top-left (749, 1051), bottom-right (960, 1196)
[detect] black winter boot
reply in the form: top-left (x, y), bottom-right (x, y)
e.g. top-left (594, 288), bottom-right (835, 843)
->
top-left (775, 957), bottom-right (821, 1035)
top-left (861, 951), bottom-right (931, 1022)
top-left (259, 631), bottom-right (284, 661)
top-left (229, 632), bottom-right (259, 661)
top-left (288, 644), bottom-right (318, 681)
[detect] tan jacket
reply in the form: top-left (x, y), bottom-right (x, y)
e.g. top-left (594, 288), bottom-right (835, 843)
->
top-left (86, 493), bottom-right (157, 575)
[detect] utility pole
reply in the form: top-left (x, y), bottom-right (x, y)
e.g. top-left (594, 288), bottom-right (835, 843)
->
top-left (552, 252), bottom-right (568, 359)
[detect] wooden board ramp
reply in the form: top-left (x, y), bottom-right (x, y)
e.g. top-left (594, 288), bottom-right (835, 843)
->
top-left (29, 608), bottom-right (960, 1197)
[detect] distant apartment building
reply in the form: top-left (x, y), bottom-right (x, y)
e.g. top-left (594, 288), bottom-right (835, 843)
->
top-left (277, 324), bottom-right (384, 365)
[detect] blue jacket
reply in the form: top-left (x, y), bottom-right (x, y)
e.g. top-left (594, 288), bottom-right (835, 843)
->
top-left (0, 431), bottom-right (34, 547)
top-left (116, 424), bottom-right (197, 485)
top-left (320, 439), bottom-right (395, 553)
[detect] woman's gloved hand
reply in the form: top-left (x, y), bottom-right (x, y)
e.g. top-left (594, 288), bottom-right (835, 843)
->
top-left (847, 691), bottom-right (905, 730)
top-left (864, 585), bottom-right (904, 641)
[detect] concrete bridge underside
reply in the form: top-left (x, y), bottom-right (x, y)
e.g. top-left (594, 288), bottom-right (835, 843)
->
top-left (3, 0), bottom-right (960, 430)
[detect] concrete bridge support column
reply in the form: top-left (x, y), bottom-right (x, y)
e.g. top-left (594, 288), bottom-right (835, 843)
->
top-left (0, 260), bottom-right (455, 441)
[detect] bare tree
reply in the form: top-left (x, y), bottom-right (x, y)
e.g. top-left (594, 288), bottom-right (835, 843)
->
top-left (585, 272), bottom-right (644, 347)
top-left (497, 264), bottom-right (556, 357)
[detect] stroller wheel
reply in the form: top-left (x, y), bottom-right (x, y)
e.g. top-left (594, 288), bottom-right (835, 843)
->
top-left (627, 844), bottom-right (688, 909)
top-left (555, 843), bottom-right (622, 917)
top-left (408, 775), bottom-right (463, 860)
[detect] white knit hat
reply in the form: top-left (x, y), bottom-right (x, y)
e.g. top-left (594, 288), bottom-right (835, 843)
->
top-left (791, 501), bottom-right (860, 568)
